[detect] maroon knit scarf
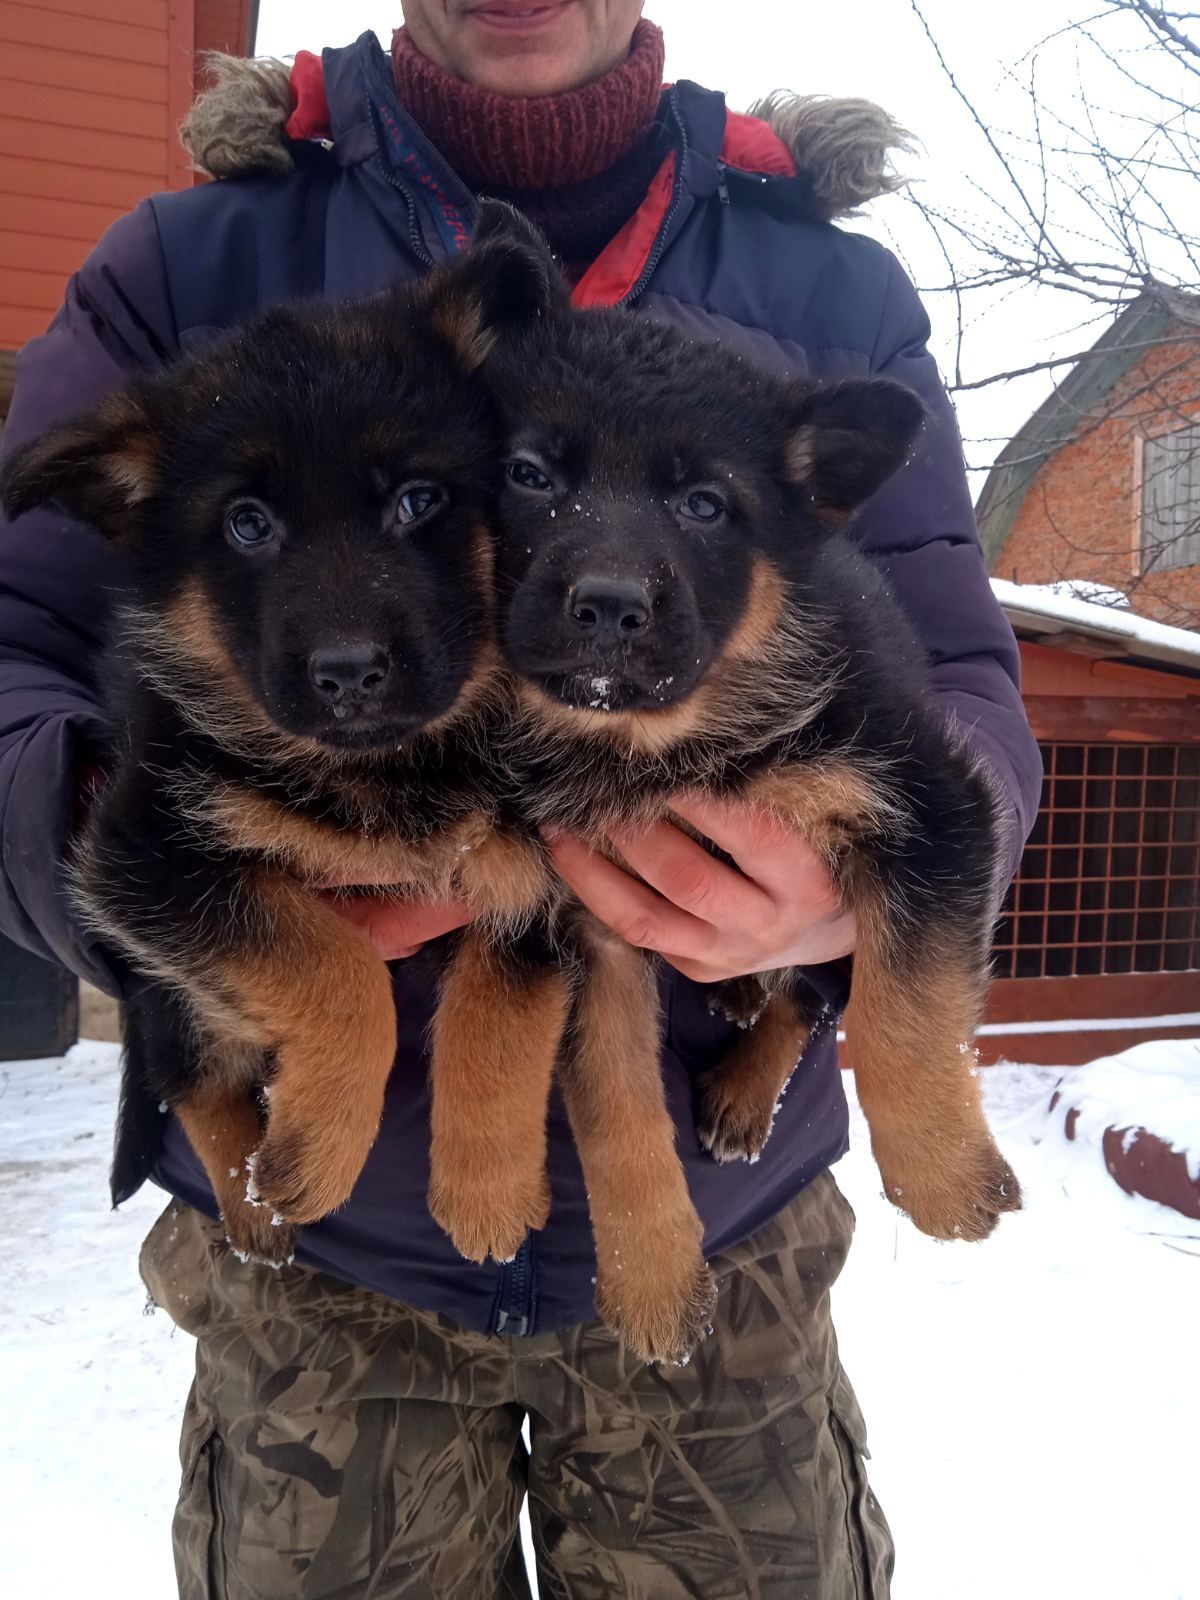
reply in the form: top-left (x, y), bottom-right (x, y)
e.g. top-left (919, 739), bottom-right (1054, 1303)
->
top-left (390, 18), bottom-right (666, 190)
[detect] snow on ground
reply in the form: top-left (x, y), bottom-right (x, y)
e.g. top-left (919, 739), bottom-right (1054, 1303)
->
top-left (1054, 1040), bottom-right (1200, 1181)
top-left (0, 1042), bottom-right (195, 1594)
top-left (1, 1040), bottom-right (1197, 1598)
top-left (834, 1052), bottom-right (1199, 1600)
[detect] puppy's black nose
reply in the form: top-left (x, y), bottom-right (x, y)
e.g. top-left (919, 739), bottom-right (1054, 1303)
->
top-left (308, 642), bottom-right (391, 703)
top-left (568, 577), bottom-right (651, 640)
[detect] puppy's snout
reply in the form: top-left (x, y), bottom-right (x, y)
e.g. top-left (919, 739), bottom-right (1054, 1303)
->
top-left (308, 642), bottom-right (392, 704)
top-left (568, 577), bottom-right (651, 642)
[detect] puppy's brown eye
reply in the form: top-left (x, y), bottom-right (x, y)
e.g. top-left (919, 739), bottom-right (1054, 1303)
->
top-left (396, 484), bottom-right (445, 524)
top-left (226, 504), bottom-right (275, 548)
top-left (682, 491), bottom-right (725, 523)
top-left (507, 459), bottom-right (553, 492)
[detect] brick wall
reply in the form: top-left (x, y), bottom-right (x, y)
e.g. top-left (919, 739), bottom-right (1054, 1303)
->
top-left (992, 332), bottom-right (1200, 629)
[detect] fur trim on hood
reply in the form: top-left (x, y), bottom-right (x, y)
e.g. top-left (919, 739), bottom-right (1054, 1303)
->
top-left (182, 55), bottom-right (295, 181)
top-left (181, 54), bottom-right (912, 218)
top-left (746, 90), bottom-right (912, 216)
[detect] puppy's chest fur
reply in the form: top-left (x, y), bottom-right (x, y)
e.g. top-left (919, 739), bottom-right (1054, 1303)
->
top-left (120, 682), bottom-right (509, 900)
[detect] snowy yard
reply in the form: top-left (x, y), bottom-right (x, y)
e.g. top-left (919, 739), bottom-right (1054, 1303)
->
top-left (1, 1039), bottom-right (1196, 1598)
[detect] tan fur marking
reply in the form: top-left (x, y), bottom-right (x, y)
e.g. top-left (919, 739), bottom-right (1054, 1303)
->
top-left (697, 991), bottom-right (813, 1163)
top-left (429, 296), bottom-right (495, 373)
top-left (785, 426), bottom-right (817, 486)
top-left (107, 440), bottom-right (157, 504)
top-left (453, 827), bottom-right (552, 922)
top-left (844, 892), bottom-right (1021, 1241)
top-left (722, 555), bottom-right (787, 663)
top-left (196, 784), bottom-right (468, 894)
top-left (428, 929), bottom-right (570, 1263)
top-left (214, 873), bottom-right (398, 1224)
top-left (559, 927), bottom-right (716, 1363)
top-left (740, 761), bottom-right (899, 854)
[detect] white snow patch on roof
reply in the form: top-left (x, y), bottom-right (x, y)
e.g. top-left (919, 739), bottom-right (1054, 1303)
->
top-left (992, 576), bottom-right (1200, 662)
top-left (1029, 579), bottom-right (1130, 608)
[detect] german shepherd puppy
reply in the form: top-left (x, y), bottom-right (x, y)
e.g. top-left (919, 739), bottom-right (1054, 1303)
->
top-left (427, 220), bottom-right (1022, 1363)
top-left (0, 231), bottom-right (558, 1265)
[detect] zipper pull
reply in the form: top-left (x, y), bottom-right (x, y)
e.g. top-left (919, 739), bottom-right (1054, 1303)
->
top-left (716, 163), bottom-right (731, 206)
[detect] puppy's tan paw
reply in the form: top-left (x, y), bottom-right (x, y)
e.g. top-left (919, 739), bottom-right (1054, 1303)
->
top-left (222, 1196), bottom-right (296, 1268)
top-left (877, 1133), bottom-right (1022, 1242)
top-left (597, 1248), bottom-right (718, 1366)
top-left (429, 1168), bottom-right (551, 1263)
top-left (696, 1068), bottom-right (778, 1163)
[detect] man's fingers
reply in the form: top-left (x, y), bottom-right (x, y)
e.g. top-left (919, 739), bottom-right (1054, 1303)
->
top-left (606, 818), bottom-right (772, 928)
top-left (544, 831), bottom-right (717, 961)
top-left (322, 894), bottom-right (474, 960)
top-left (669, 791), bottom-right (842, 911)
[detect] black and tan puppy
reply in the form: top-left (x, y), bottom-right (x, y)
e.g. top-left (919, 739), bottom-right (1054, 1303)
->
top-left (0, 232), bottom-right (557, 1264)
top-left (429, 240), bottom-right (1022, 1362)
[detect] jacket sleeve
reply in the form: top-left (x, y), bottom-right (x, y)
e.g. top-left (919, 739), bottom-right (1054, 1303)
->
top-left (0, 201), bottom-right (177, 992)
top-left (857, 252), bottom-right (1043, 880)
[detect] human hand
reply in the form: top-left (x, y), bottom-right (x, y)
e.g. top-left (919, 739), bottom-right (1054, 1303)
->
top-left (543, 792), bottom-right (855, 984)
top-left (318, 872), bottom-right (474, 962)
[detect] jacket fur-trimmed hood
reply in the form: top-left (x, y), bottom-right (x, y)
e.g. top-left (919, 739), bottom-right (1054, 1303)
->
top-left (181, 53), bottom-right (912, 220)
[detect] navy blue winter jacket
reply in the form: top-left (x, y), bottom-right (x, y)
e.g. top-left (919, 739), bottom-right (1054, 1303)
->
top-left (0, 34), bottom-right (1042, 1336)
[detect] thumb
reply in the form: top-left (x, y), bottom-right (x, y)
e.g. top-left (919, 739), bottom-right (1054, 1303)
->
top-left (322, 893), bottom-right (474, 960)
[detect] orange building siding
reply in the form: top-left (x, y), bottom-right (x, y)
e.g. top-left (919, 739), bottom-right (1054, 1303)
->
top-left (0, 0), bottom-right (255, 364)
top-left (195, 0), bottom-right (255, 57)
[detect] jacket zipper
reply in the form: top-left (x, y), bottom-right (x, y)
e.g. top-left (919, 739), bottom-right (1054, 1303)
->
top-left (369, 78), bottom-right (690, 297)
top-left (619, 85), bottom-right (691, 307)
top-left (494, 1237), bottom-right (534, 1337)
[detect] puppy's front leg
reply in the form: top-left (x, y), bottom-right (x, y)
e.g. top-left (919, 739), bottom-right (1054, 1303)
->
top-left (561, 927), bottom-right (716, 1365)
top-left (428, 927), bottom-right (569, 1263)
top-left (175, 1078), bottom-right (293, 1266)
top-left (217, 873), bottom-right (399, 1226)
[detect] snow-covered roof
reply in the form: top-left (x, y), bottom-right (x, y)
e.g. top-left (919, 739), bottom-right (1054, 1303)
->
top-left (992, 577), bottom-right (1200, 677)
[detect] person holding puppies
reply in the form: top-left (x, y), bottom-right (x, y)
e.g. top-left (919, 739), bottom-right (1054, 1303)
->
top-left (0, 3), bottom-right (1042, 1595)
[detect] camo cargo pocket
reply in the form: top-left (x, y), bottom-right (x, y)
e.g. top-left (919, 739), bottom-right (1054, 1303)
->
top-left (174, 1395), bottom-right (230, 1600)
top-left (828, 1374), bottom-right (893, 1600)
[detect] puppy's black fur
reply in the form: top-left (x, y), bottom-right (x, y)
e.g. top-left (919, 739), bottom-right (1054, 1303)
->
top-left (0, 231), bottom-right (556, 1260)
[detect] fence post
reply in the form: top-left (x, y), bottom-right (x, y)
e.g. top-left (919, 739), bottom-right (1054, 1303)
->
top-left (0, 935), bottom-right (79, 1061)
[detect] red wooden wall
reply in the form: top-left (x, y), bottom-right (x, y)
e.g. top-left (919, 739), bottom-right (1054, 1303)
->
top-left (0, 0), bottom-right (255, 363)
top-left (980, 638), bottom-right (1200, 1065)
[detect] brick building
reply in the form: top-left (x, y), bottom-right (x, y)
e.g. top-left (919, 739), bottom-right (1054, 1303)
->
top-left (0, 0), bottom-right (259, 423)
top-left (977, 288), bottom-right (1200, 631)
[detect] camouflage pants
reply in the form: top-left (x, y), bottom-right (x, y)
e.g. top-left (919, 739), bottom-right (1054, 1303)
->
top-left (140, 1173), bottom-right (892, 1600)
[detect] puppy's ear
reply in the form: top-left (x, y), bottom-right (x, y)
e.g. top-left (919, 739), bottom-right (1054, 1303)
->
top-left (423, 202), bottom-right (567, 370)
top-left (785, 378), bottom-right (925, 517)
top-left (0, 391), bottom-right (157, 541)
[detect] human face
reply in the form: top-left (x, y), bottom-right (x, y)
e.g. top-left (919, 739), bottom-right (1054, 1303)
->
top-left (400, 1), bottom-right (645, 97)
